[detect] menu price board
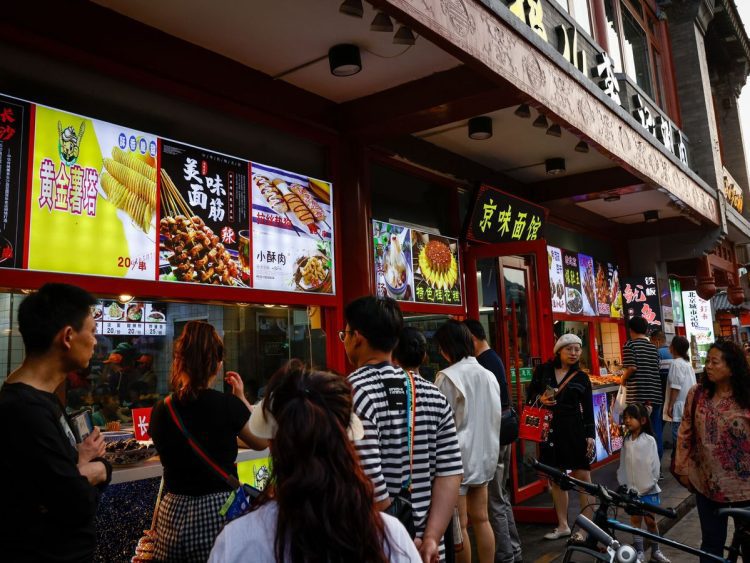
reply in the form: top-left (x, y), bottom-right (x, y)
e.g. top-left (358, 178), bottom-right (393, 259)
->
top-left (578, 254), bottom-right (598, 316)
top-left (28, 105), bottom-right (157, 279)
top-left (562, 250), bottom-right (582, 315)
top-left (372, 220), bottom-right (462, 306)
top-left (683, 290), bottom-right (713, 368)
top-left (594, 261), bottom-right (610, 317)
top-left (251, 162), bottom-right (334, 294)
top-left (373, 221), bottom-right (414, 301)
top-left (622, 276), bottom-right (662, 327)
top-left (93, 301), bottom-right (167, 336)
top-left (159, 140), bottom-right (249, 287)
top-left (0, 94), bottom-right (30, 269)
top-left (547, 246), bottom-right (566, 313)
top-left (608, 263), bottom-right (623, 318)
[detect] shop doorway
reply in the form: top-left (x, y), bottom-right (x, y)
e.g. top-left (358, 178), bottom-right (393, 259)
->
top-left (465, 239), bottom-right (554, 506)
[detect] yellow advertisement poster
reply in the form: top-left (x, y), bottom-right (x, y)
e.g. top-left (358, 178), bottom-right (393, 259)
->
top-left (237, 456), bottom-right (271, 491)
top-left (27, 105), bottom-right (158, 279)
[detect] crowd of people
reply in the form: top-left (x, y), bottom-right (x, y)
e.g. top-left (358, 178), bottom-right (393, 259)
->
top-left (1, 283), bottom-right (748, 563)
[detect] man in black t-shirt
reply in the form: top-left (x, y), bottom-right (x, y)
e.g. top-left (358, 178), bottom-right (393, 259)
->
top-left (0, 284), bottom-right (112, 562)
top-left (464, 319), bottom-right (522, 563)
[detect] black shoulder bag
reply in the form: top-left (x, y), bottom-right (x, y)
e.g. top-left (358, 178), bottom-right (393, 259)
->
top-left (384, 370), bottom-right (417, 538)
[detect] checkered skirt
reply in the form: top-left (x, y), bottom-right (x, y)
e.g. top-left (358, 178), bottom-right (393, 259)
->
top-left (153, 491), bottom-right (231, 562)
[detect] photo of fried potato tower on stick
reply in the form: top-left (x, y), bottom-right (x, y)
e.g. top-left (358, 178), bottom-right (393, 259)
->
top-left (100, 147), bottom-right (157, 233)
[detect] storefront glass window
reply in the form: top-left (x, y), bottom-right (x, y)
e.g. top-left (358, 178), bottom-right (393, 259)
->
top-left (402, 314), bottom-right (451, 382)
top-left (604, 0), bottom-right (624, 72)
top-left (621, 3), bottom-right (654, 98)
top-left (552, 0), bottom-right (592, 36)
top-left (596, 322), bottom-right (622, 374)
top-left (0, 292), bottom-right (326, 425)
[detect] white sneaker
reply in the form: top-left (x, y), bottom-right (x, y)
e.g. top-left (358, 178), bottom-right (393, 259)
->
top-left (543, 528), bottom-right (571, 540)
top-left (650, 549), bottom-right (671, 563)
top-left (636, 551), bottom-right (646, 563)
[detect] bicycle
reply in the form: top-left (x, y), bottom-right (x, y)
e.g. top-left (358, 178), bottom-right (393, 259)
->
top-left (528, 458), bottom-right (750, 562)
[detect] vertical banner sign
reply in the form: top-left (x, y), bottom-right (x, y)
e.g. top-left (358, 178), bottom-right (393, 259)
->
top-left (373, 220), bottom-right (414, 301)
top-left (0, 94), bottom-right (29, 270)
top-left (608, 263), bottom-right (623, 318)
top-left (159, 140), bottom-right (249, 287)
top-left (250, 162), bottom-right (334, 294)
top-left (670, 279), bottom-right (684, 326)
top-left (622, 276), bottom-right (662, 327)
top-left (682, 290), bottom-right (714, 368)
top-left (562, 250), bottom-right (583, 315)
top-left (547, 246), bottom-right (566, 313)
top-left (28, 106), bottom-right (158, 278)
top-left (411, 229), bottom-right (461, 305)
top-left (578, 253), bottom-right (598, 316)
top-left (595, 261), bottom-right (611, 317)
top-left (467, 185), bottom-right (545, 243)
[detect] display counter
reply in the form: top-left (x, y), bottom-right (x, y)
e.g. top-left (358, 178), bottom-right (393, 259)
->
top-left (98, 448), bottom-right (271, 561)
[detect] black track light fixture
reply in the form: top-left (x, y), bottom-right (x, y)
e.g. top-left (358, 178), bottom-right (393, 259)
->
top-left (546, 124), bottom-right (562, 137)
top-left (371, 11), bottom-right (394, 32)
top-left (339, 0), bottom-right (364, 17)
top-left (328, 44), bottom-right (362, 77)
top-left (514, 104), bottom-right (531, 118)
top-left (468, 116), bottom-right (493, 140)
top-left (533, 114), bottom-right (549, 129)
top-left (575, 141), bottom-right (590, 153)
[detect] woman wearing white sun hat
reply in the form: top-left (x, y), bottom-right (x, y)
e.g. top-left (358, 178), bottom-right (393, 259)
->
top-left (526, 333), bottom-right (596, 541)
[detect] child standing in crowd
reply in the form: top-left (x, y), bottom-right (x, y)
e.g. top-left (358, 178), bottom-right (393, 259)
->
top-left (617, 403), bottom-right (671, 563)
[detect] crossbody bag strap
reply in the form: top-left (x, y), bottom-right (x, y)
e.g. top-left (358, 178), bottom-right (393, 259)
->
top-left (164, 394), bottom-right (241, 490)
top-left (403, 370), bottom-right (417, 492)
top-left (554, 369), bottom-right (577, 396)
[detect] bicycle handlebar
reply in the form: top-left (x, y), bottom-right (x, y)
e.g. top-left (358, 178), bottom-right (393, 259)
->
top-left (575, 515), bottom-right (615, 548)
top-left (717, 507), bottom-right (750, 521)
top-left (528, 458), bottom-right (677, 518)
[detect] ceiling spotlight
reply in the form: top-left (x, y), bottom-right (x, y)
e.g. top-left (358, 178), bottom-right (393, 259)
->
top-left (644, 209), bottom-right (659, 223)
top-left (545, 158), bottom-right (566, 175)
top-left (546, 124), bottom-right (562, 137)
top-left (370, 11), bottom-right (394, 32)
top-left (393, 25), bottom-right (416, 45)
top-left (468, 116), bottom-right (493, 140)
top-left (514, 104), bottom-right (531, 118)
top-left (339, 0), bottom-right (364, 17)
top-left (575, 141), bottom-right (590, 153)
top-left (533, 114), bottom-right (549, 129)
top-left (328, 44), bottom-right (362, 77)
top-left (603, 194), bottom-right (620, 202)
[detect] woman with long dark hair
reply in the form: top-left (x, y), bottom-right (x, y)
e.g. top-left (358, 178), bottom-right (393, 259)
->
top-left (434, 320), bottom-right (501, 563)
top-left (209, 361), bottom-right (420, 562)
top-left (674, 340), bottom-right (750, 562)
top-left (150, 321), bottom-right (266, 562)
top-left (526, 333), bottom-right (596, 540)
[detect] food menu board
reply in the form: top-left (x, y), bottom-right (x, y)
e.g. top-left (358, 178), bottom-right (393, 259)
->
top-left (622, 276), bottom-right (662, 327)
top-left (578, 254), bottom-right (598, 316)
top-left (593, 388), bottom-right (624, 462)
top-left (250, 162), bottom-right (334, 294)
top-left (562, 250), bottom-right (582, 315)
top-left (92, 301), bottom-right (167, 336)
top-left (372, 220), bottom-right (462, 306)
top-left (412, 230), bottom-right (461, 305)
top-left (0, 90), bottom-right (340, 299)
top-left (683, 290), bottom-right (714, 368)
top-left (595, 261), bottom-right (610, 317)
top-left (373, 221), bottom-right (414, 301)
top-left (159, 140), bottom-right (249, 287)
top-left (608, 263), bottom-right (623, 318)
top-left (548, 246), bottom-right (622, 319)
top-left (0, 94), bottom-right (30, 269)
top-left (547, 246), bottom-right (566, 313)
top-left (28, 105), bottom-right (157, 279)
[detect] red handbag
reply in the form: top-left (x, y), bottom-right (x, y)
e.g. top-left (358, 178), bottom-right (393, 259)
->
top-left (519, 371), bottom-right (575, 443)
top-left (519, 402), bottom-right (553, 442)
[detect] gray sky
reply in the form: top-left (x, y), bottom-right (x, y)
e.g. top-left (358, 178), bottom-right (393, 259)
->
top-left (736, 3), bottom-right (750, 181)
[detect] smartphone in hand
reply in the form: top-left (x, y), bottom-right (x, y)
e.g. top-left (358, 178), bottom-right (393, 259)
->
top-left (70, 410), bottom-right (94, 443)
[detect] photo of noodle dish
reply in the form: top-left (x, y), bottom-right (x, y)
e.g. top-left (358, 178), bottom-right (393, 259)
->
top-left (372, 221), bottom-right (413, 301)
